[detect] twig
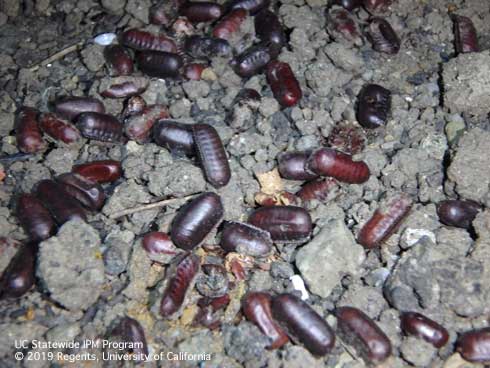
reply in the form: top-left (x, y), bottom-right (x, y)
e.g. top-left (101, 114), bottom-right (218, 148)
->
top-left (109, 194), bottom-right (197, 219)
top-left (0, 152), bottom-right (33, 163)
top-left (29, 42), bottom-right (84, 72)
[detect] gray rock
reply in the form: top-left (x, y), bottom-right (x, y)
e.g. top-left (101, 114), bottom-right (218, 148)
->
top-left (101, 0), bottom-right (126, 13)
top-left (473, 209), bottom-right (490, 241)
top-left (217, 67), bottom-right (242, 88)
top-left (37, 220), bottom-right (105, 311)
top-left (227, 132), bottom-right (265, 157)
top-left (141, 79), bottom-right (168, 105)
top-left (282, 346), bottom-right (324, 368)
top-left (290, 28), bottom-right (315, 61)
top-left (384, 238), bottom-right (439, 310)
top-left (420, 132), bottom-right (448, 161)
top-left (0, 0), bottom-right (19, 17)
top-left (122, 142), bottom-right (161, 180)
top-left (102, 179), bottom-right (152, 217)
top-left (448, 128), bottom-right (490, 204)
top-left (338, 284), bottom-right (388, 319)
top-left (20, 163), bottom-right (51, 192)
top-left (122, 243), bottom-right (153, 300)
top-left (125, 0), bottom-right (150, 23)
top-left (226, 103), bottom-right (257, 133)
top-left (378, 308), bottom-right (403, 349)
top-left (147, 160), bottom-right (206, 197)
top-left (296, 219), bottom-right (365, 298)
top-left (44, 148), bottom-right (78, 175)
top-left (435, 257), bottom-right (488, 318)
top-left (182, 80), bottom-right (210, 100)
top-left (259, 97), bottom-right (280, 118)
top-left (386, 285), bottom-right (421, 311)
top-left (0, 207), bottom-right (16, 239)
top-left (278, 4), bottom-right (322, 32)
top-left (177, 329), bottom-right (224, 356)
top-left (270, 262), bottom-right (295, 279)
top-left (0, 238), bottom-right (19, 274)
top-left (103, 230), bottom-right (134, 275)
top-left (411, 82), bottom-right (440, 108)
top-left (248, 270), bottom-right (273, 291)
top-left (169, 98), bottom-right (192, 118)
top-left (0, 322), bottom-right (48, 358)
top-left (445, 114), bottom-right (465, 146)
top-left (434, 227), bottom-right (472, 258)
top-left (385, 236), bottom-right (490, 317)
top-left (324, 43), bottom-right (363, 72)
top-left (305, 62), bottom-right (352, 97)
top-left (0, 112), bottom-right (14, 136)
top-left (223, 322), bottom-right (269, 364)
top-left (217, 171), bottom-right (248, 221)
top-left (81, 44), bottom-right (106, 72)
top-left (364, 268), bottom-right (390, 288)
top-left (294, 134), bottom-right (320, 151)
top-left (46, 323), bottom-right (81, 344)
top-left (443, 51), bottom-right (490, 117)
top-left (400, 336), bottom-right (437, 367)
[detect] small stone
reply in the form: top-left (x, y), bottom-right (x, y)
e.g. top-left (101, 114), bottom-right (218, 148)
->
top-left (169, 98), bottom-right (192, 118)
top-left (44, 148), bottom-right (78, 175)
top-left (147, 161), bottom-right (206, 197)
top-left (443, 51), bottom-right (490, 117)
top-left (400, 336), bottom-right (437, 367)
top-left (420, 133), bottom-right (448, 161)
top-left (270, 262), bottom-right (294, 279)
top-left (103, 230), bottom-right (134, 275)
top-left (101, 0), bottom-right (126, 13)
top-left (0, 112), bottom-right (14, 136)
top-left (182, 80), bottom-right (210, 100)
top-left (81, 44), bottom-right (106, 72)
top-left (201, 68), bottom-right (217, 81)
top-left (296, 218), bottom-right (365, 298)
top-left (305, 62), bottom-right (351, 97)
top-left (400, 228), bottom-right (436, 249)
top-left (102, 179), bottom-right (152, 217)
top-left (46, 323), bottom-right (81, 343)
top-left (123, 244), bottom-right (153, 301)
top-left (338, 284), bottom-right (388, 319)
top-left (259, 97), bottom-right (280, 118)
top-left (37, 220), bottom-right (105, 311)
top-left (1, 0), bottom-right (20, 17)
top-left (223, 322), bottom-right (269, 364)
top-left (445, 115), bottom-right (465, 145)
top-left (324, 43), bottom-right (363, 72)
top-left (125, 0), bottom-right (150, 23)
top-left (448, 128), bottom-right (490, 205)
top-left (443, 353), bottom-right (483, 368)
top-left (35, 0), bottom-right (51, 13)
top-left (177, 329), bottom-right (224, 356)
top-left (284, 346), bottom-right (324, 368)
top-left (0, 322), bottom-right (48, 358)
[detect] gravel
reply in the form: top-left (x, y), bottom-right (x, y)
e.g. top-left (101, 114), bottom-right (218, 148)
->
top-left (443, 51), bottom-right (490, 117)
top-left (37, 220), bottom-right (105, 311)
top-left (447, 128), bottom-right (490, 205)
top-left (400, 336), bottom-right (437, 367)
top-left (1, 0), bottom-right (490, 366)
top-left (296, 218), bottom-right (365, 298)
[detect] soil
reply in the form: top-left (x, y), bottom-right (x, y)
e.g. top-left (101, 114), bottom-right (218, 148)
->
top-left (1, 0), bottom-right (490, 367)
